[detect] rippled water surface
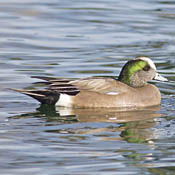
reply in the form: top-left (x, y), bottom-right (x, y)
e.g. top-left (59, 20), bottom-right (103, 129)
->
top-left (1, 0), bottom-right (175, 174)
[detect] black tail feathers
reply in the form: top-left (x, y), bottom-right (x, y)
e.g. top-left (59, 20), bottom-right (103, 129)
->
top-left (11, 88), bottom-right (60, 105)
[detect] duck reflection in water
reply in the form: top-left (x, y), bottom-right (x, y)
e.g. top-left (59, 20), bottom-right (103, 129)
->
top-left (12, 104), bottom-right (161, 144)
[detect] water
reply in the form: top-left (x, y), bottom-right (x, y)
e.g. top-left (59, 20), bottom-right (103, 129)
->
top-left (0, 0), bottom-right (175, 174)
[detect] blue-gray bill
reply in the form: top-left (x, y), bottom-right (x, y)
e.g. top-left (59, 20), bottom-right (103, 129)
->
top-left (154, 73), bottom-right (168, 82)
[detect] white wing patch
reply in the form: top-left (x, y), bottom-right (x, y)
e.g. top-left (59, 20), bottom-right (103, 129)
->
top-left (106, 92), bottom-right (119, 95)
top-left (56, 94), bottom-right (73, 107)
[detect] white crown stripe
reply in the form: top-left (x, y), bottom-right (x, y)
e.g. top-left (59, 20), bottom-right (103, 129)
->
top-left (136, 57), bottom-right (156, 70)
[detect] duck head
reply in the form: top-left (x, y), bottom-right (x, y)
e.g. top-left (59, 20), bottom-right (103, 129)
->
top-left (118, 57), bottom-right (168, 87)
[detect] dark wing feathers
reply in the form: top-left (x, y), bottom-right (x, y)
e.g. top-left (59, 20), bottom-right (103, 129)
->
top-left (32, 76), bottom-right (80, 95)
top-left (45, 77), bottom-right (119, 94)
top-left (12, 76), bottom-right (122, 104)
top-left (11, 76), bottom-right (80, 104)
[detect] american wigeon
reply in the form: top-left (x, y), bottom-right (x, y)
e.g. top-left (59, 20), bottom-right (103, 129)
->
top-left (12, 57), bottom-right (168, 108)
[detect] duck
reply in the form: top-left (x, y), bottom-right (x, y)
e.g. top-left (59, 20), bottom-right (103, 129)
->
top-left (12, 57), bottom-right (168, 108)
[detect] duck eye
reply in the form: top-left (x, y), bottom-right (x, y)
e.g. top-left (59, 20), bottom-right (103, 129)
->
top-left (143, 65), bottom-right (150, 71)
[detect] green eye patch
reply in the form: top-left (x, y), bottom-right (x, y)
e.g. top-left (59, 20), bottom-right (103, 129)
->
top-left (118, 60), bottom-right (148, 85)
